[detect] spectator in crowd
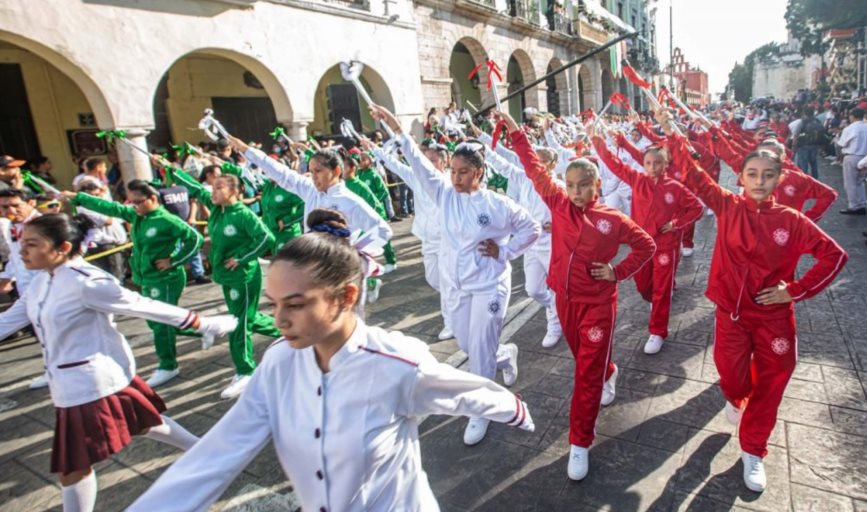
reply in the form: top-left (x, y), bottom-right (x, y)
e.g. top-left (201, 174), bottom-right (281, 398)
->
top-left (838, 108), bottom-right (867, 215)
top-left (77, 180), bottom-right (129, 280)
top-left (0, 155), bottom-right (26, 191)
top-left (73, 157), bottom-right (109, 190)
top-left (27, 156), bottom-right (57, 185)
top-left (790, 107), bottom-right (828, 180)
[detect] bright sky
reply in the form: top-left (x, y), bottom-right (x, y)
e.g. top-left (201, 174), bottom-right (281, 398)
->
top-left (654, 0), bottom-right (790, 97)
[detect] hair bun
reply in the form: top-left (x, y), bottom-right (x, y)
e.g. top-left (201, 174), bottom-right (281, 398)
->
top-left (306, 208), bottom-right (350, 233)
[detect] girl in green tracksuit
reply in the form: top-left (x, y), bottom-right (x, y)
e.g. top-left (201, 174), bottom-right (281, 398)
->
top-left (259, 179), bottom-right (304, 253)
top-left (67, 180), bottom-right (202, 387)
top-left (167, 166), bottom-right (279, 399)
top-left (354, 153), bottom-right (396, 270)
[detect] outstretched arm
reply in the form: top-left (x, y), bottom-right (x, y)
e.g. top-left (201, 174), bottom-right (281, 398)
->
top-left (233, 137), bottom-right (318, 203)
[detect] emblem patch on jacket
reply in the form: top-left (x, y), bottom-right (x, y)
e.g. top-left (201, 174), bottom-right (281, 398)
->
top-left (487, 300), bottom-right (500, 314)
top-left (772, 228), bottom-right (789, 247)
top-left (596, 219), bottom-right (612, 234)
top-left (477, 213), bottom-right (491, 227)
top-left (223, 225), bottom-right (237, 237)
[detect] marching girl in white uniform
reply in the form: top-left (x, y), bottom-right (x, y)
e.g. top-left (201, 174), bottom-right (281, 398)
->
top-left (369, 105), bottom-right (540, 446)
top-left (363, 138), bottom-right (455, 340)
top-left (231, 138), bottom-right (393, 300)
top-left (0, 214), bottom-right (236, 512)
top-left (128, 209), bottom-right (535, 512)
top-left (479, 143), bottom-right (565, 348)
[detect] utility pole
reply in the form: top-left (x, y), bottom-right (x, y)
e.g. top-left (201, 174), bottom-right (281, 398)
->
top-left (669, 0), bottom-right (674, 89)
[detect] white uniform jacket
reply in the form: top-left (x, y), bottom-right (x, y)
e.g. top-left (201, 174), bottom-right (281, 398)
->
top-left (483, 144), bottom-right (563, 253)
top-left (396, 134), bottom-right (540, 292)
top-left (372, 146), bottom-right (441, 246)
top-left (0, 259), bottom-right (199, 407)
top-left (244, 148), bottom-right (392, 243)
top-left (128, 321), bottom-right (533, 512)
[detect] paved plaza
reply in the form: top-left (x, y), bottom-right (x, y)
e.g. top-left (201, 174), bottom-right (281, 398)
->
top-left (1, 161), bottom-right (865, 511)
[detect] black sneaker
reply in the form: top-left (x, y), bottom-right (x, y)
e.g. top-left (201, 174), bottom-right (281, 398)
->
top-left (192, 276), bottom-right (212, 285)
top-left (840, 208), bottom-right (867, 215)
top-left (389, 216), bottom-right (403, 223)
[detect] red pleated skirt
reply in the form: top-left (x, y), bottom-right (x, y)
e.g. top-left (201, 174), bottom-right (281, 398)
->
top-left (51, 376), bottom-right (166, 474)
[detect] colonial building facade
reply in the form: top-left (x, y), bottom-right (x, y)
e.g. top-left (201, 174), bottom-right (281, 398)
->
top-left (0, 0), bottom-right (655, 185)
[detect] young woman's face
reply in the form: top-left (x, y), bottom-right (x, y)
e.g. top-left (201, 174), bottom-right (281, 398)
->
top-left (211, 177), bottom-right (240, 206)
top-left (19, 226), bottom-right (67, 270)
top-left (564, 167), bottom-right (600, 208)
top-left (359, 154), bottom-right (372, 169)
top-left (741, 157), bottom-right (781, 202)
top-left (309, 158), bottom-right (341, 192)
top-left (423, 149), bottom-right (447, 172)
top-left (342, 161), bottom-right (357, 180)
top-left (450, 155), bottom-right (483, 193)
top-left (265, 261), bottom-right (358, 350)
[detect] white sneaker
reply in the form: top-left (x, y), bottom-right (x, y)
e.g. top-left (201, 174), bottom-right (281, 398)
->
top-left (601, 365), bottom-right (618, 406)
top-left (220, 374), bottom-right (251, 400)
top-left (542, 307), bottom-right (562, 348)
top-left (367, 278), bottom-right (383, 303)
top-left (146, 368), bottom-right (179, 388)
top-left (741, 452), bottom-right (767, 492)
top-left (502, 344), bottom-right (519, 387)
top-left (202, 333), bottom-right (216, 351)
top-left (706, 208), bottom-right (715, 216)
top-left (382, 263), bottom-right (397, 274)
top-left (567, 445), bottom-right (589, 480)
top-left (725, 400), bottom-right (744, 425)
top-left (28, 373), bottom-right (49, 389)
top-left (437, 326), bottom-right (454, 340)
top-left (463, 417), bottom-right (490, 446)
top-left (681, 247), bottom-right (694, 257)
top-left (644, 334), bottom-right (664, 355)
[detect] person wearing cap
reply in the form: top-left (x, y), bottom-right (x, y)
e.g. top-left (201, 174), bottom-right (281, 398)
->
top-left (0, 155), bottom-right (27, 191)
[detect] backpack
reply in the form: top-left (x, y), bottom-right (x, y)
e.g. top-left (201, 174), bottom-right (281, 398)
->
top-left (796, 118), bottom-right (829, 147)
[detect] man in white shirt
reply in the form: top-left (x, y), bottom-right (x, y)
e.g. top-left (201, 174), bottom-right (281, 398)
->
top-left (838, 108), bottom-right (867, 215)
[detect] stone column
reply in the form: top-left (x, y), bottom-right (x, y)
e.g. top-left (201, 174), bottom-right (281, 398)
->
top-left (116, 128), bottom-right (154, 183)
top-left (284, 120), bottom-right (310, 141)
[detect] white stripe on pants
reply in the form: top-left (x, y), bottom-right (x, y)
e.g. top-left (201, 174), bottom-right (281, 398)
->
top-left (842, 155), bottom-right (867, 209)
top-left (443, 275), bottom-right (512, 380)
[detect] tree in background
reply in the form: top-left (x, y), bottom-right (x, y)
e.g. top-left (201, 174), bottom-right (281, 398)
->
top-left (785, 0), bottom-right (867, 57)
top-left (726, 43), bottom-right (781, 102)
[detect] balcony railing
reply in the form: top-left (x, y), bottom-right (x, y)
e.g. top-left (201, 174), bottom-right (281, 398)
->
top-left (551, 12), bottom-right (573, 35)
top-left (510, 0), bottom-right (541, 26)
top-left (574, 15), bottom-right (609, 46)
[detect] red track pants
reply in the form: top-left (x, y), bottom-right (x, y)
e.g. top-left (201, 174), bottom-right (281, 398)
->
top-left (682, 223), bottom-right (696, 249)
top-left (557, 296), bottom-right (617, 448)
top-left (714, 309), bottom-right (797, 457)
top-left (634, 247), bottom-right (680, 339)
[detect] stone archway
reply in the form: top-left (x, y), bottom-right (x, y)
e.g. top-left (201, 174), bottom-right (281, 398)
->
top-left (311, 62), bottom-right (395, 136)
top-left (449, 37), bottom-right (490, 111)
top-left (546, 58), bottom-right (569, 116)
top-left (578, 64), bottom-right (595, 112)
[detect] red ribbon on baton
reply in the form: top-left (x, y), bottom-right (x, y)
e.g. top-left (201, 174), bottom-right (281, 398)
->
top-left (469, 59), bottom-right (504, 91)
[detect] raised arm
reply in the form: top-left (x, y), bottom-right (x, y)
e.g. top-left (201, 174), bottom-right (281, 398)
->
top-left (166, 166), bottom-right (214, 210)
top-left (636, 121), bottom-right (665, 144)
top-left (613, 131), bottom-right (645, 164)
top-left (70, 193), bottom-right (137, 223)
top-left (590, 135), bottom-right (641, 188)
top-left (510, 127), bottom-right (568, 209)
top-left (668, 127), bottom-right (734, 215)
top-left (243, 146), bottom-right (318, 203)
top-left (370, 145), bottom-right (420, 193)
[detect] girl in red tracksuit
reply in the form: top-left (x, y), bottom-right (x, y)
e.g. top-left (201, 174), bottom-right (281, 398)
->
top-left (501, 113), bottom-right (656, 481)
top-left (663, 118), bottom-right (848, 494)
top-left (591, 127), bottom-right (703, 355)
top-left (703, 123), bottom-right (838, 222)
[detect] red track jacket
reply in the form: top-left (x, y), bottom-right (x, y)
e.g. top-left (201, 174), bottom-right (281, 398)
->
top-left (511, 130), bottom-right (656, 304)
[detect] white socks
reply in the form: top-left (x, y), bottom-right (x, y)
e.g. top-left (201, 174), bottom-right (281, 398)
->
top-left (61, 470), bottom-right (97, 512)
top-left (144, 415), bottom-right (199, 451)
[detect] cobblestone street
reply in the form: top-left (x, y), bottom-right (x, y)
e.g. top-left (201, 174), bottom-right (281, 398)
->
top-left (1, 161), bottom-right (865, 511)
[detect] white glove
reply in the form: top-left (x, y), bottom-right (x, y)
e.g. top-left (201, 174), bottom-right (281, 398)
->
top-left (196, 314), bottom-right (238, 350)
